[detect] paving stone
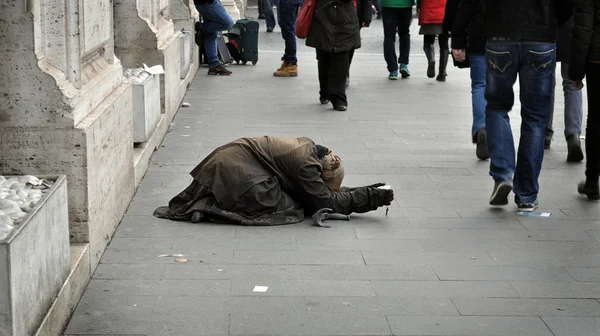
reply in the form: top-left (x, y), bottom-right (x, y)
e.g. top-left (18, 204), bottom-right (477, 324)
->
top-left (355, 228), bottom-right (474, 240)
top-left (487, 251), bottom-right (600, 267)
top-left (233, 250), bottom-right (365, 265)
top-left (153, 296), bottom-right (307, 316)
top-left (172, 236), bottom-right (299, 251)
top-left (298, 265), bottom-right (438, 281)
top-left (407, 218), bottom-right (525, 229)
top-left (101, 248), bottom-right (234, 264)
top-left (452, 297), bottom-right (600, 316)
top-left (565, 267), bottom-right (600, 282)
top-left (296, 238), bottom-right (423, 252)
top-left (114, 216), bottom-right (236, 238)
top-left (386, 316), bottom-right (553, 335)
top-left (371, 280), bottom-right (519, 297)
top-left (469, 229), bottom-right (596, 242)
top-left (145, 314), bottom-right (229, 335)
top-left (93, 264), bottom-right (165, 280)
top-left (108, 238), bottom-right (174, 250)
top-left (305, 296), bottom-right (458, 315)
top-left (541, 317), bottom-right (600, 336)
top-left (85, 279), bottom-right (231, 296)
top-left (363, 251), bottom-right (497, 266)
top-left (230, 280), bottom-right (376, 297)
top-left (510, 281), bottom-right (600, 298)
top-left (163, 264), bottom-right (303, 280)
top-left (433, 265), bottom-right (576, 281)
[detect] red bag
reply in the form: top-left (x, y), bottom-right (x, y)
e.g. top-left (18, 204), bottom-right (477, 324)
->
top-left (295, 0), bottom-right (316, 39)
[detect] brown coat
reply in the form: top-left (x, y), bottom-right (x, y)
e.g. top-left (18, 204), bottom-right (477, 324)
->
top-left (154, 136), bottom-right (385, 225)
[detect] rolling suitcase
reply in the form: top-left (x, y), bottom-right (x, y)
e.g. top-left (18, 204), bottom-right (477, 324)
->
top-left (195, 22), bottom-right (233, 65)
top-left (227, 19), bottom-right (259, 65)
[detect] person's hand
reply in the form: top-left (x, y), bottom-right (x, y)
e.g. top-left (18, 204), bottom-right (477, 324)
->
top-left (452, 49), bottom-right (466, 62)
top-left (573, 80), bottom-right (584, 91)
top-left (372, 188), bottom-right (394, 207)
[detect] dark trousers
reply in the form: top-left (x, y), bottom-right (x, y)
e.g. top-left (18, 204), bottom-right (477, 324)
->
top-left (317, 49), bottom-right (351, 106)
top-left (382, 6), bottom-right (412, 72)
top-left (278, 0), bottom-right (301, 64)
top-left (585, 62), bottom-right (600, 179)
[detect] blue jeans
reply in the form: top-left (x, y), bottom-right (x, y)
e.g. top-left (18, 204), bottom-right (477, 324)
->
top-left (278, 0), bottom-right (301, 64)
top-left (382, 7), bottom-right (412, 72)
top-left (545, 62), bottom-right (584, 140)
top-left (470, 53), bottom-right (487, 139)
top-left (485, 40), bottom-right (556, 203)
top-left (196, 1), bottom-right (234, 68)
top-left (264, 0), bottom-right (279, 29)
top-left (372, 0), bottom-right (382, 15)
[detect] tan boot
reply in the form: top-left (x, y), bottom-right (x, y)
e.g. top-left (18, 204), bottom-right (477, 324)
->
top-left (273, 63), bottom-right (298, 77)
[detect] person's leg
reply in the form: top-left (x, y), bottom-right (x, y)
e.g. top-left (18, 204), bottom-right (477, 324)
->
top-left (423, 34), bottom-right (436, 78)
top-left (437, 33), bottom-right (449, 81)
top-left (469, 53), bottom-right (489, 160)
top-left (347, 48), bottom-right (354, 88)
top-left (397, 7), bottom-right (412, 77)
top-left (328, 51), bottom-right (351, 110)
top-left (485, 40), bottom-right (520, 205)
top-left (514, 42), bottom-right (556, 208)
top-left (382, 7), bottom-right (399, 76)
top-left (317, 50), bottom-right (331, 103)
top-left (196, 2), bottom-right (234, 71)
top-left (561, 62), bottom-right (585, 162)
top-left (264, 0), bottom-right (276, 30)
top-left (581, 62), bottom-right (600, 198)
top-left (545, 74), bottom-right (555, 148)
top-left (373, 0), bottom-right (382, 18)
top-left (274, 0), bottom-right (300, 76)
top-left (258, 0), bottom-right (265, 19)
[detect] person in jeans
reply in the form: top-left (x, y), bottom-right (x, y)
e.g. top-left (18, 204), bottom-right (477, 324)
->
top-left (273, 0), bottom-right (303, 77)
top-left (264, 0), bottom-right (279, 32)
top-left (458, 0), bottom-right (572, 211)
top-left (444, 0), bottom-right (488, 160)
top-left (348, 0), bottom-right (374, 88)
top-left (417, 0), bottom-right (449, 81)
top-left (194, 0), bottom-right (235, 75)
top-left (545, 16), bottom-right (585, 164)
top-left (382, 0), bottom-right (415, 79)
top-left (306, 0), bottom-right (362, 111)
top-left (569, 0), bottom-right (600, 200)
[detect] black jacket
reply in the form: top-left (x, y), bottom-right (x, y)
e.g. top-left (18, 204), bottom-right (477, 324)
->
top-left (443, 0), bottom-right (486, 55)
top-left (557, 16), bottom-right (574, 62)
top-left (357, 0), bottom-right (374, 28)
top-left (457, 0), bottom-right (572, 42)
top-left (569, 0), bottom-right (600, 80)
top-left (306, 0), bottom-right (362, 52)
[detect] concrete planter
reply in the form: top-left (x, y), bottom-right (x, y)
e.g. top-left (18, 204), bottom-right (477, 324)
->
top-left (132, 73), bottom-right (161, 143)
top-left (0, 176), bottom-right (69, 336)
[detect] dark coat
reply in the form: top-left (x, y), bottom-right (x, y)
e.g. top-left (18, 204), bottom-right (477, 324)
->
top-left (356, 0), bottom-right (374, 28)
top-left (569, 0), bottom-right (600, 80)
top-left (557, 16), bottom-right (574, 62)
top-left (154, 136), bottom-right (388, 225)
top-left (306, 0), bottom-right (361, 53)
top-left (457, 0), bottom-right (572, 42)
top-left (443, 0), bottom-right (486, 55)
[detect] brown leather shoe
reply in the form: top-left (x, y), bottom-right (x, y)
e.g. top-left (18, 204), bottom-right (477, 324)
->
top-left (273, 63), bottom-right (298, 77)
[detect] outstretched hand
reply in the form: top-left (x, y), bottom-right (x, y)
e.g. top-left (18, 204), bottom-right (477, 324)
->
top-left (374, 188), bottom-right (394, 206)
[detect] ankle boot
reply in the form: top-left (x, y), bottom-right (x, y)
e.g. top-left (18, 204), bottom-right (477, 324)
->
top-left (437, 49), bottom-right (449, 81)
top-left (578, 180), bottom-right (600, 200)
top-left (423, 44), bottom-right (435, 78)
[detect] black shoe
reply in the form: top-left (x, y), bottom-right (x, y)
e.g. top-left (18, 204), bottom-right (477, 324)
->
top-left (208, 65), bottom-right (232, 76)
top-left (266, 27), bottom-right (274, 33)
top-left (517, 200), bottom-right (539, 212)
top-left (376, 14), bottom-right (382, 19)
top-left (475, 129), bottom-right (490, 160)
top-left (578, 181), bottom-right (600, 200)
top-left (489, 181), bottom-right (513, 206)
top-left (436, 49), bottom-right (449, 82)
top-left (436, 73), bottom-right (447, 81)
top-left (427, 61), bottom-right (436, 78)
top-left (320, 97), bottom-right (330, 105)
top-left (258, 14), bottom-right (266, 19)
top-left (567, 135), bottom-right (584, 162)
top-left (424, 44), bottom-right (435, 78)
top-left (334, 105), bottom-right (347, 111)
top-left (544, 139), bottom-right (552, 150)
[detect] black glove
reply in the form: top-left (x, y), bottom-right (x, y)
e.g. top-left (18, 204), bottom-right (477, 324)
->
top-left (370, 187), bottom-right (394, 207)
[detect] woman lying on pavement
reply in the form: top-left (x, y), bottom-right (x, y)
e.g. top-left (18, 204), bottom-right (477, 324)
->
top-left (154, 136), bottom-right (394, 225)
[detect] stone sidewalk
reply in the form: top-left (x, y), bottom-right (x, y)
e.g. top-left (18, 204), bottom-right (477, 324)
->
top-left (64, 17), bottom-right (600, 336)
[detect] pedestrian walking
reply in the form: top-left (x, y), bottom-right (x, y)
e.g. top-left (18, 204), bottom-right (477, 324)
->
top-left (545, 16), bottom-right (585, 164)
top-left (348, 0), bottom-right (374, 88)
top-left (417, 0), bottom-right (449, 81)
top-left (569, 0), bottom-right (600, 200)
top-left (462, 0), bottom-right (572, 211)
top-left (273, 0), bottom-right (303, 77)
top-left (263, 0), bottom-right (279, 32)
top-left (444, 0), bottom-right (488, 160)
top-left (306, 0), bottom-right (362, 111)
top-left (382, 0), bottom-right (415, 79)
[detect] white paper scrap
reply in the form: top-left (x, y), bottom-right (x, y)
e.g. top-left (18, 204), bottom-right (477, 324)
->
top-left (540, 213), bottom-right (552, 217)
top-left (143, 63), bottom-right (165, 75)
top-left (253, 286), bottom-right (268, 292)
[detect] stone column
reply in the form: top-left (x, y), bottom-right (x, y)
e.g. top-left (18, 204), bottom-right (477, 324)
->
top-left (0, 1), bottom-right (134, 266)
